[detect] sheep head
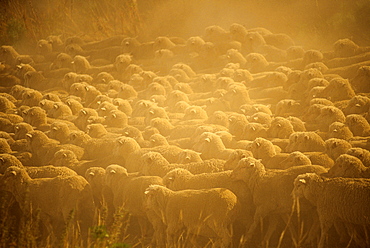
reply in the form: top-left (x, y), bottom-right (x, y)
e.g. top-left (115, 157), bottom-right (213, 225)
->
top-left (231, 157), bottom-right (264, 183)
top-left (292, 172), bottom-right (322, 204)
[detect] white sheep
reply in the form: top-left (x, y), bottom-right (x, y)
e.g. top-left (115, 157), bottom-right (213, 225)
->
top-left (140, 151), bottom-right (224, 177)
top-left (162, 168), bottom-right (254, 233)
top-left (293, 173), bottom-right (370, 248)
top-left (144, 184), bottom-right (240, 247)
top-left (1, 166), bottom-right (95, 243)
top-left (327, 154), bottom-right (370, 178)
top-left (104, 164), bottom-right (164, 240)
top-left (231, 157), bottom-right (327, 244)
top-left (192, 131), bottom-right (234, 160)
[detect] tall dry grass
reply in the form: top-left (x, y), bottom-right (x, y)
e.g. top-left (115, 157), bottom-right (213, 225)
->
top-left (0, 0), bottom-right (141, 53)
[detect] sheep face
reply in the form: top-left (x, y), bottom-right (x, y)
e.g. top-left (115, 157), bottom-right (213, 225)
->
top-left (22, 106), bottom-right (47, 127)
top-left (162, 168), bottom-right (192, 189)
top-left (0, 154), bottom-right (24, 173)
top-left (2, 166), bottom-right (30, 191)
top-left (279, 151), bottom-right (311, 169)
top-left (292, 173), bottom-right (321, 202)
top-left (105, 110), bottom-right (128, 128)
top-left (141, 152), bottom-right (167, 176)
top-left (50, 149), bottom-right (77, 167)
top-left (231, 157), bottom-right (264, 183)
top-left (104, 164), bottom-right (128, 189)
top-left (112, 136), bottom-right (140, 158)
top-left (48, 122), bottom-right (70, 143)
top-left (224, 149), bottom-right (252, 170)
top-left (327, 154), bottom-right (365, 178)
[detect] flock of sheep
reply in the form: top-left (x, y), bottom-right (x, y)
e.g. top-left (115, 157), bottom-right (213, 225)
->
top-left (0, 22), bottom-right (370, 248)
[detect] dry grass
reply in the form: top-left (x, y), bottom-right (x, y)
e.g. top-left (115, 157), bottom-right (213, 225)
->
top-left (0, 0), bottom-right (141, 52)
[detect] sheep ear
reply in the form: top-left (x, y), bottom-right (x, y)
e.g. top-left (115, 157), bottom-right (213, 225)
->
top-left (26, 133), bottom-right (32, 139)
top-left (299, 178), bottom-right (306, 184)
top-left (167, 176), bottom-right (174, 182)
top-left (89, 171), bottom-right (95, 176)
top-left (110, 170), bottom-right (116, 174)
top-left (0, 157), bottom-right (4, 163)
top-left (205, 137), bottom-right (211, 143)
top-left (10, 170), bottom-right (17, 176)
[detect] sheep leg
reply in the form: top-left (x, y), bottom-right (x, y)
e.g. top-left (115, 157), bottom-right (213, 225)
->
top-left (166, 223), bottom-right (182, 247)
top-left (262, 214), bottom-right (280, 246)
top-left (244, 206), bottom-right (269, 243)
top-left (137, 215), bottom-right (151, 239)
top-left (211, 224), bottom-right (232, 248)
top-left (318, 218), bottom-right (333, 248)
top-left (146, 211), bottom-right (166, 247)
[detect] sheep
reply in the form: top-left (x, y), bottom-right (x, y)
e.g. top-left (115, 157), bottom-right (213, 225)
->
top-left (85, 123), bottom-right (120, 139)
top-left (275, 99), bottom-right (302, 117)
top-left (286, 131), bottom-right (326, 153)
top-left (112, 136), bottom-right (183, 172)
top-left (343, 95), bottom-right (370, 115)
top-left (346, 147), bottom-right (370, 167)
top-left (223, 149), bottom-right (253, 170)
top-left (0, 95), bottom-right (16, 113)
top-left (231, 157), bottom-right (327, 244)
top-left (285, 116), bottom-right (305, 132)
top-left (21, 89), bottom-right (43, 107)
top-left (267, 117), bottom-right (295, 139)
top-left (71, 55), bottom-right (114, 75)
top-left (239, 103), bottom-right (272, 116)
top-left (26, 130), bottom-right (84, 165)
top-left (73, 108), bottom-right (99, 131)
top-left (332, 38), bottom-right (363, 58)
top-left (315, 105), bottom-right (346, 132)
top-left (192, 131), bottom-right (234, 160)
top-left (351, 65), bottom-right (370, 93)
top-left (245, 53), bottom-right (270, 73)
top-left (228, 112), bottom-right (249, 140)
top-left (144, 184), bottom-right (239, 247)
top-left (105, 164), bottom-right (164, 239)
top-left (21, 106), bottom-right (49, 130)
top-left (327, 122), bottom-right (354, 140)
top-left (278, 151), bottom-right (312, 169)
top-left (140, 151), bottom-right (224, 177)
top-left (326, 154), bottom-right (370, 178)
top-left (144, 106), bottom-right (169, 126)
top-left (249, 137), bottom-right (290, 169)
top-left (206, 110), bottom-right (230, 128)
top-left (293, 173), bottom-right (370, 248)
top-left (0, 112), bottom-right (16, 130)
top-left (64, 98), bottom-right (84, 115)
top-left (247, 111), bottom-right (272, 126)
top-left (1, 166), bottom-right (95, 243)
top-left (241, 122), bottom-right (268, 140)
top-left (162, 168), bottom-right (254, 234)
top-left (345, 114), bottom-right (370, 136)
top-left (175, 149), bottom-right (203, 164)
top-left (104, 109), bottom-right (128, 128)
top-left (325, 138), bottom-right (352, 161)
top-left (318, 77), bottom-right (356, 102)
top-left (223, 84), bottom-right (251, 111)
top-left (24, 165), bottom-right (78, 178)
top-left (47, 121), bottom-right (72, 144)
top-left (0, 153), bottom-right (24, 173)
